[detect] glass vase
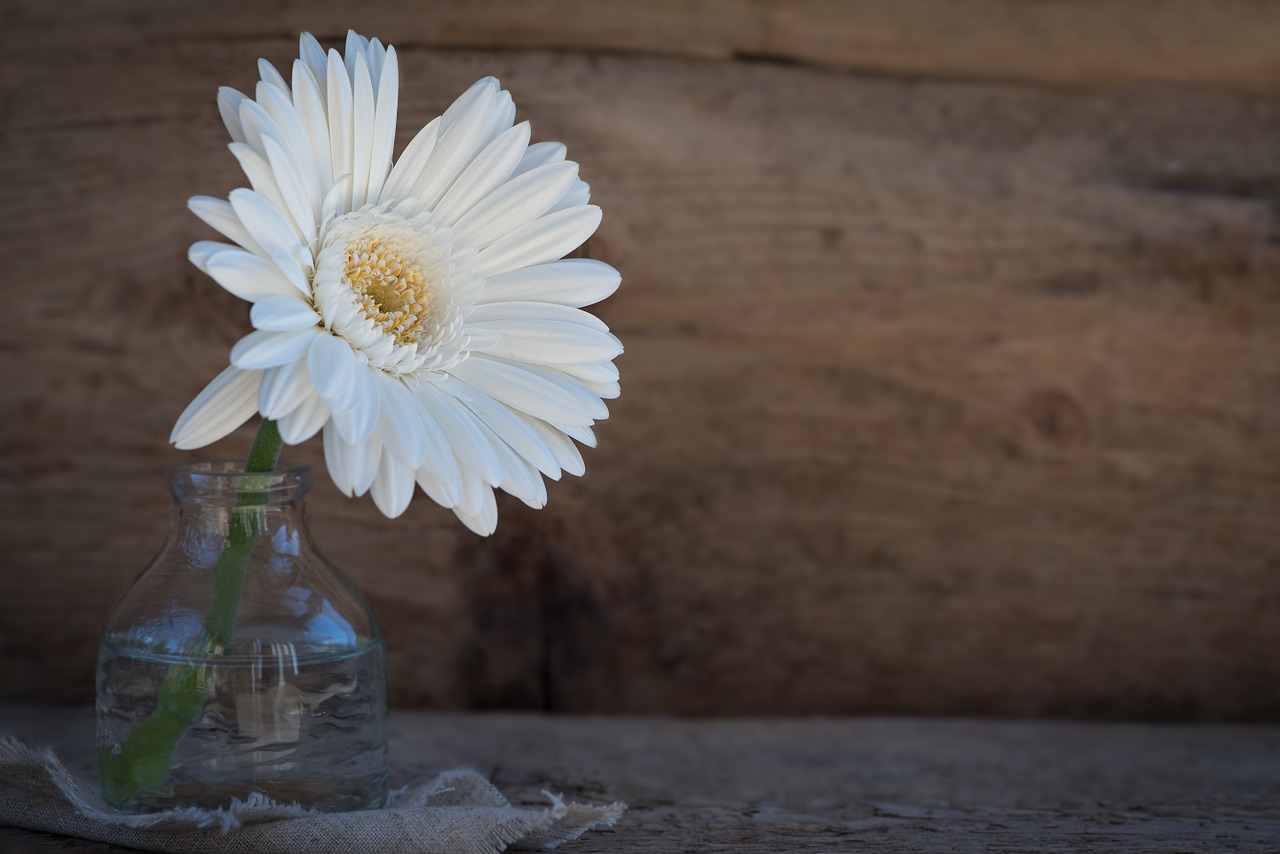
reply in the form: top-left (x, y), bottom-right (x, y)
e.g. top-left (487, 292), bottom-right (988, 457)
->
top-left (96, 462), bottom-right (388, 812)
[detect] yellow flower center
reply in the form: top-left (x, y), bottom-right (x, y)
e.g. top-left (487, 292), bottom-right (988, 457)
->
top-left (342, 236), bottom-right (431, 345)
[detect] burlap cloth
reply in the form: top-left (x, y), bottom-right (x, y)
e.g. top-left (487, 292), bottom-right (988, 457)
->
top-left (0, 737), bottom-right (625, 852)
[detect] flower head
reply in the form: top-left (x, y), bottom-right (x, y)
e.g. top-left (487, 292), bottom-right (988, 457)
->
top-left (172, 31), bottom-right (621, 535)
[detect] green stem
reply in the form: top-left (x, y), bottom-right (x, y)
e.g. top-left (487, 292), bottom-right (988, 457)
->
top-left (100, 419), bottom-right (284, 805)
top-left (204, 419), bottom-right (282, 649)
top-left (245, 418), bottom-right (284, 475)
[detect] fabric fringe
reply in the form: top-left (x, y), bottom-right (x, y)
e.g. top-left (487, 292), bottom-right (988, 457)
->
top-left (0, 735), bottom-right (625, 853)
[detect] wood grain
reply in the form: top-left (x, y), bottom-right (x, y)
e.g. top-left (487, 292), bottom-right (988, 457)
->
top-left (9, 0), bottom-right (1280, 90)
top-left (2, 3), bottom-right (1279, 717)
top-left (2, 704), bottom-right (1279, 852)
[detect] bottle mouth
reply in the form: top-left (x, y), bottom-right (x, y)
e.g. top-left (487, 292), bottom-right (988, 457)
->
top-left (170, 461), bottom-right (312, 504)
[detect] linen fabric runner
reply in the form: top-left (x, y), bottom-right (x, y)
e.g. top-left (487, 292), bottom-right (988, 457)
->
top-left (0, 737), bottom-right (625, 852)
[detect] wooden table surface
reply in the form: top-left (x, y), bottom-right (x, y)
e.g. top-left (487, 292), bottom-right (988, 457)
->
top-left (1, 704), bottom-right (1278, 852)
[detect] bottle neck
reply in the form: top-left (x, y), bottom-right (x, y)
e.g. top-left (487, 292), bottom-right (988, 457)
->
top-left (166, 462), bottom-right (314, 568)
top-left (169, 461), bottom-right (313, 506)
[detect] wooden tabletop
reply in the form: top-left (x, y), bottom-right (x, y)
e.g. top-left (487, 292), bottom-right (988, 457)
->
top-left (1, 704), bottom-right (1278, 852)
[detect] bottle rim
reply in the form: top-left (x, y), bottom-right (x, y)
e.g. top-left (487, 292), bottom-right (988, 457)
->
top-left (168, 460), bottom-right (312, 502)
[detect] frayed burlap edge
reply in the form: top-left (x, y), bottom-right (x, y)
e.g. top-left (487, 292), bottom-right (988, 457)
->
top-left (0, 736), bottom-right (625, 853)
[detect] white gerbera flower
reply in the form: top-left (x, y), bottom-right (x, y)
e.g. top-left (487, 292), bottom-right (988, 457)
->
top-left (172, 30), bottom-right (622, 535)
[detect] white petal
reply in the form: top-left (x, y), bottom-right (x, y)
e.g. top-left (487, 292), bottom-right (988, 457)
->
top-left (487, 90), bottom-right (517, 147)
top-left (228, 142), bottom-right (296, 239)
top-left (502, 462), bottom-right (548, 509)
top-left (344, 30), bottom-right (368, 79)
top-left (404, 380), bottom-right (464, 501)
top-left (366, 38), bottom-right (388, 92)
top-left (449, 388), bottom-right (563, 479)
top-left (349, 54), bottom-right (376, 208)
top-left (479, 259), bottom-right (620, 307)
top-left (189, 196), bottom-right (265, 257)
top-left (470, 318), bottom-right (623, 366)
top-left (250, 295), bottom-right (321, 331)
top-left (323, 427), bottom-right (380, 496)
top-left (329, 364), bottom-right (379, 444)
top-left (269, 250), bottom-right (313, 297)
top-left (556, 361), bottom-right (619, 384)
top-left (445, 386), bottom-right (545, 507)
top-left (374, 372), bottom-right (428, 468)
top-left (258, 356), bottom-right (315, 419)
top-left (228, 188), bottom-right (304, 263)
top-left (418, 452), bottom-right (463, 505)
top-left (171, 365), bottom-right (262, 449)
top-left (261, 135), bottom-right (317, 239)
top-left (256, 81), bottom-right (323, 215)
top-left (415, 463), bottom-right (461, 508)
top-left (450, 161), bottom-right (579, 249)
top-left (454, 465), bottom-right (488, 519)
top-left (454, 505), bottom-right (498, 535)
top-left (322, 426), bottom-right (354, 494)
top-left (441, 76), bottom-right (501, 128)
top-left (512, 141), bottom-right (566, 177)
top-left (217, 87), bottom-right (247, 144)
top-left (524, 416), bottom-right (586, 477)
top-left (583, 379), bottom-right (620, 399)
top-left (468, 300), bottom-right (610, 334)
top-left (321, 174), bottom-right (354, 226)
top-left (236, 97), bottom-right (281, 160)
top-left (450, 356), bottom-right (604, 426)
top-left (205, 250), bottom-right (301, 302)
top-left (366, 45), bottom-right (398, 203)
top-left (326, 49), bottom-right (354, 200)
top-left (506, 360), bottom-right (613, 415)
top-left (231, 328), bottom-right (319, 370)
top-left (473, 205), bottom-right (602, 277)
top-left (548, 179), bottom-right (591, 214)
top-left (487, 430), bottom-right (547, 507)
top-left (275, 392), bottom-right (329, 444)
top-left (414, 382), bottom-right (505, 485)
top-left (379, 117), bottom-right (440, 204)
top-left (453, 470), bottom-right (498, 535)
top-left (188, 240), bottom-right (232, 274)
top-left (563, 423), bottom-right (596, 447)
top-left (410, 78), bottom-right (503, 208)
top-left (292, 59), bottom-right (332, 194)
top-left (349, 438), bottom-right (382, 496)
top-left (307, 332), bottom-right (359, 411)
top-left (299, 33), bottom-right (329, 99)
top-left (257, 58), bottom-right (290, 95)
top-left (431, 121), bottom-right (530, 227)
top-left (370, 450), bottom-right (415, 518)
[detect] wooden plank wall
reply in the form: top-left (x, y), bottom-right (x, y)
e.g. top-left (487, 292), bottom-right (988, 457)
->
top-left (2, 1), bottom-right (1278, 717)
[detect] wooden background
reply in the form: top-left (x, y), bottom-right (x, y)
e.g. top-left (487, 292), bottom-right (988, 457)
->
top-left (2, 1), bottom-right (1279, 718)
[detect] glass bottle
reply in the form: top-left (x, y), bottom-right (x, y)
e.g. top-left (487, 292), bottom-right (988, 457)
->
top-left (96, 462), bottom-right (388, 812)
